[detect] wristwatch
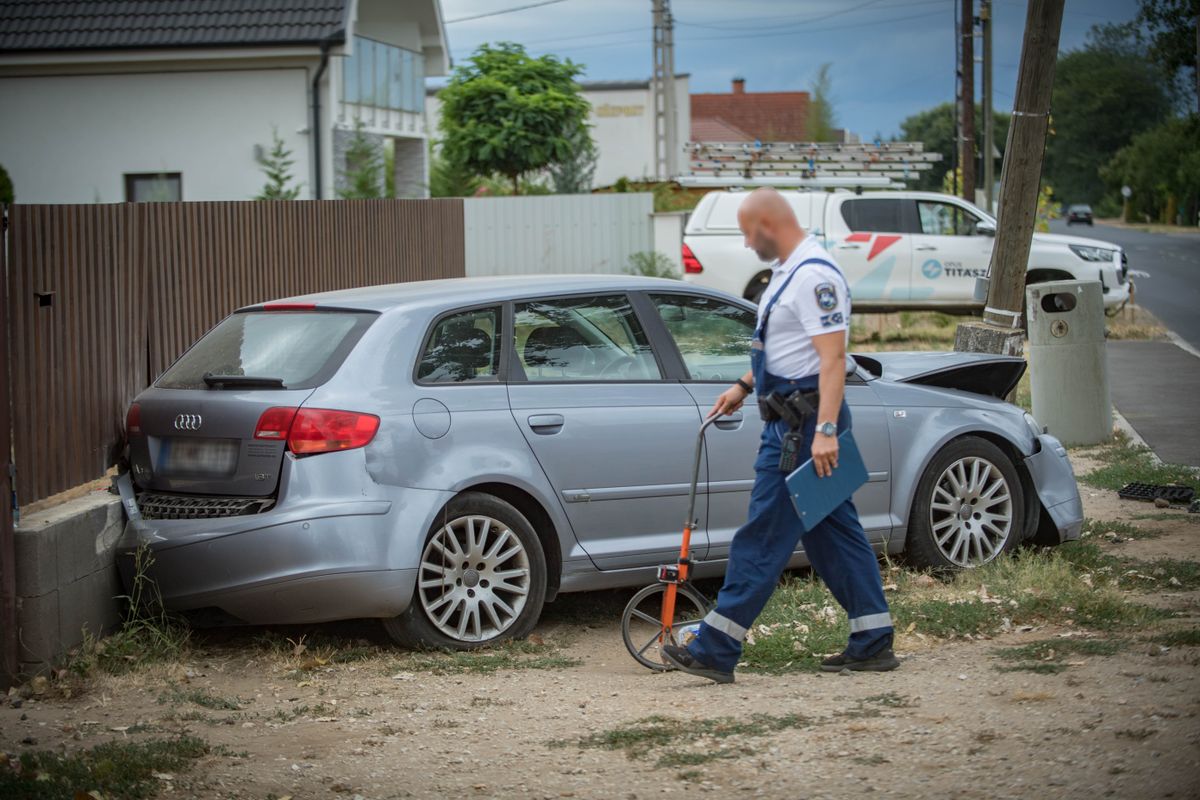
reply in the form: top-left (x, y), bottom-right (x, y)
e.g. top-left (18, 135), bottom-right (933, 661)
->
top-left (735, 378), bottom-right (753, 394)
top-left (817, 421), bottom-right (838, 437)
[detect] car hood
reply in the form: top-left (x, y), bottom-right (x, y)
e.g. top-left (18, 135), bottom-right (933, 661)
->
top-left (1032, 231), bottom-right (1121, 251)
top-left (853, 351), bottom-right (1027, 400)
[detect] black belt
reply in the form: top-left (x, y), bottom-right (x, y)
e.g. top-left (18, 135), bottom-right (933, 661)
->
top-left (759, 389), bottom-right (820, 426)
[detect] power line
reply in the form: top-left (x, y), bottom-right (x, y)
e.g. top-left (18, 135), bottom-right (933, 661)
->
top-left (681, 9), bottom-right (947, 43)
top-left (675, 0), bottom-right (890, 32)
top-left (445, 0), bottom-right (570, 24)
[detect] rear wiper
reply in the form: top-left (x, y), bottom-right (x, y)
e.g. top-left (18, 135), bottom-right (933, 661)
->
top-left (202, 373), bottom-right (286, 389)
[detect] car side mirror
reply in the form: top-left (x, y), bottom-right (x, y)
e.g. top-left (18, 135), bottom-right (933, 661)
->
top-left (976, 220), bottom-right (996, 237)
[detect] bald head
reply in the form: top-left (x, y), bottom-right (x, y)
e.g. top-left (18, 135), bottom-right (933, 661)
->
top-left (737, 187), bottom-right (806, 263)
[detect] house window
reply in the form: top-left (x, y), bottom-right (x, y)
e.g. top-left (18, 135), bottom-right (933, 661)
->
top-left (343, 35), bottom-right (424, 113)
top-left (124, 173), bottom-right (182, 202)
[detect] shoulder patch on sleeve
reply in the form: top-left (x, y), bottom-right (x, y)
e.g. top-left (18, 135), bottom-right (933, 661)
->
top-left (814, 282), bottom-right (839, 311)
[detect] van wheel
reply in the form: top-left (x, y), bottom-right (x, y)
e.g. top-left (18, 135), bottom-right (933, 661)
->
top-left (745, 271), bottom-right (772, 304)
top-left (905, 437), bottom-right (1024, 570)
top-left (383, 492), bottom-right (547, 650)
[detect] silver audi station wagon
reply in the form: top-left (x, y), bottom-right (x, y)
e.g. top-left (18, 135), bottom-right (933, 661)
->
top-left (117, 275), bottom-right (1083, 649)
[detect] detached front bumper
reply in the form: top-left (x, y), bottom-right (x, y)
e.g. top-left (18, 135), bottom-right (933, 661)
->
top-left (1024, 433), bottom-right (1084, 543)
top-left (116, 485), bottom-right (452, 625)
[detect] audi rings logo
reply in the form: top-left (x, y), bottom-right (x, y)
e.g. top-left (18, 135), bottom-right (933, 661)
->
top-left (174, 413), bottom-right (203, 431)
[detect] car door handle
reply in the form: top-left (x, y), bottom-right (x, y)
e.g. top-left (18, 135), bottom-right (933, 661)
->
top-left (836, 244), bottom-right (861, 250)
top-left (915, 245), bottom-right (937, 251)
top-left (527, 414), bottom-right (564, 434)
top-left (713, 411), bottom-right (743, 430)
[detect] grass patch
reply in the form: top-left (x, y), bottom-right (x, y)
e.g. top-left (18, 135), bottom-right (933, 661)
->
top-left (385, 639), bottom-right (579, 676)
top-left (157, 685), bottom-right (244, 711)
top-left (0, 735), bottom-right (209, 800)
top-left (1148, 628), bottom-right (1200, 647)
top-left (1131, 512), bottom-right (1200, 525)
top-left (738, 542), bottom-right (1169, 673)
top-left (64, 545), bottom-right (190, 680)
top-left (1081, 518), bottom-right (1160, 541)
top-left (851, 312), bottom-right (966, 351)
top-left (996, 662), bottom-right (1069, 674)
top-left (571, 712), bottom-right (815, 767)
top-left (993, 637), bottom-right (1123, 673)
top-left (1076, 435), bottom-right (1200, 492)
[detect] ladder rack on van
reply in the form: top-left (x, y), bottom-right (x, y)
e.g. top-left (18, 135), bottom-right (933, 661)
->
top-left (679, 140), bottom-right (942, 189)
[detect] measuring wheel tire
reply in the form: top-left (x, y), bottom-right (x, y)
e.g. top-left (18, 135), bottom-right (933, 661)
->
top-left (621, 582), bottom-right (711, 671)
top-left (905, 436), bottom-right (1024, 571)
top-left (383, 492), bottom-right (547, 650)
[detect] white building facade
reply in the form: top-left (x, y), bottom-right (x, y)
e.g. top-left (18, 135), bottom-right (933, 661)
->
top-left (0, 0), bottom-right (449, 204)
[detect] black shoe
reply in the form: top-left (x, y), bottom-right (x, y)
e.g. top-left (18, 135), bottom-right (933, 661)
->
top-left (820, 648), bottom-right (900, 673)
top-left (661, 644), bottom-right (735, 684)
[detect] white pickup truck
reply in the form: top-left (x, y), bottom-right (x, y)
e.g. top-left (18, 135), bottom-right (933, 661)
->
top-left (681, 190), bottom-right (1132, 313)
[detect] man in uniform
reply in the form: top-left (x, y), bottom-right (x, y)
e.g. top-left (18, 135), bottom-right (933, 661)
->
top-left (663, 188), bottom-right (898, 684)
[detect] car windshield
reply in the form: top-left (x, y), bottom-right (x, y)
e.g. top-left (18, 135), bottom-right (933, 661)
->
top-left (156, 310), bottom-right (376, 390)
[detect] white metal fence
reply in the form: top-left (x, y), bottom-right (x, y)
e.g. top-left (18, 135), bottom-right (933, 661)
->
top-left (462, 193), bottom-right (655, 277)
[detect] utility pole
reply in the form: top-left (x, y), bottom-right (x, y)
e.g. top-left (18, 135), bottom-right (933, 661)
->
top-left (951, 0), bottom-right (960, 196)
top-left (981, 0), bottom-right (994, 214)
top-left (955, 0), bottom-right (1065, 356)
top-left (960, 0), bottom-right (975, 203)
top-left (652, 0), bottom-right (678, 181)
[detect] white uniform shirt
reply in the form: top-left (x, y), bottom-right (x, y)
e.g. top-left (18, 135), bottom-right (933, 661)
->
top-left (756, 236), bottom-right (853, 379)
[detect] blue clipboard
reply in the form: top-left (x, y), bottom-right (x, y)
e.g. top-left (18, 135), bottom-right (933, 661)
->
top-left (785, 430), bottom-right (869, 532)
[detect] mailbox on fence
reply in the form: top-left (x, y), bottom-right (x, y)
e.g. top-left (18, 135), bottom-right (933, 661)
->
top-left (1025, 279), bottom-right (1111, 446)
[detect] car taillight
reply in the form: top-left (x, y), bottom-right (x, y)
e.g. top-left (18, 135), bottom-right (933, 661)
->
top-left (682, 244), bottom-right (703, 274)
top-left (255, 407), bottom-right (298, 440)
top-left (255, 407), bottom-right (380, 455)
top-left (126, 403), bottom-right (141, 436)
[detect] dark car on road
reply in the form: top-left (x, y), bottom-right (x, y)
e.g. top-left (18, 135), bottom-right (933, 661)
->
top-left (1066, 204), bottom-right (1094, 226)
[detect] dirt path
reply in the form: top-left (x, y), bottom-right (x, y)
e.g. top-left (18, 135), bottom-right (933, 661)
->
top-left (4, 488), bottom-right (1199, 799)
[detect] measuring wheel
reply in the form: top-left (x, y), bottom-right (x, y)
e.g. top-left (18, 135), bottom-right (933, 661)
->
top-left (621, 582), bottom-right (711, 671)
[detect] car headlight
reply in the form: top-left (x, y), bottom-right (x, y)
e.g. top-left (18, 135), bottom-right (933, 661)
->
top-left (1023, 412), bottom-right (1045, 438)
top-left (1069, 244), bottom-right (1116, 263)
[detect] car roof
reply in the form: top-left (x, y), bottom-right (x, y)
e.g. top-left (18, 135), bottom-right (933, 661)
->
top-left (243, 274), bottom-right (701, 313)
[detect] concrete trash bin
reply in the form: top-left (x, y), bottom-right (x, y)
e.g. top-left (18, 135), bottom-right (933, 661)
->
top-left (1025, 279), bottom-right (1111, 446)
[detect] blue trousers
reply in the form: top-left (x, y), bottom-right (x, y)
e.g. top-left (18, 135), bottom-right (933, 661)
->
top-left (689, 403), bottom-right (894, 672)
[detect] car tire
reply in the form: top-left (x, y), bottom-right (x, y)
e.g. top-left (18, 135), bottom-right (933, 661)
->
top-left (904, 436), bottom-right (1025, 571)
top-left (382, 492), bottom-right (547, 650)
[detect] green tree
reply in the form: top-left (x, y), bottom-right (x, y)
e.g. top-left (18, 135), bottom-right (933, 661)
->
top-left (807, 63), bottom-right (838, 142)
top-left (1138, 0), bottom-right (1199, 108)
top-left (255, 127), bottom-right (302, 200)
top-left (1101, 114), bottom-right (1200, 224)
top-left (0, 162), bottom-right (13, 205)
top-left (898, 103), bottom-right (1011, 192)
top-left (548, 125), bottom-right (597, 193)
top-left (1043, 23), bottom-right (1173, 206)
top-left (338, 120), bottom-right (385, 199)
top-left (428, 143), bottom-right (481, 197)
top-left (437, 42), bottom-right (592, 194)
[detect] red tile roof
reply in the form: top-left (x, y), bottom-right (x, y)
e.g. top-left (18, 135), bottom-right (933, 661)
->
top-left (690, 116), bottom-right (753, 142)
top-left (690, 86), bottom-right (810, 142)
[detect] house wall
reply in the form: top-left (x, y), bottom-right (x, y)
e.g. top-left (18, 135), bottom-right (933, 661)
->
top-left (0, 68), bottom-right (312, 203)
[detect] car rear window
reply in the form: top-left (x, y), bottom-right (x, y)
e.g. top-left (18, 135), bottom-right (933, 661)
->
top-left (156, 310), bottom-right (376, 390)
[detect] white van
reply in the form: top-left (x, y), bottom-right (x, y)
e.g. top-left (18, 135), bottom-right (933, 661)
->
top-left (682, 190), bottom-right (1132, 313)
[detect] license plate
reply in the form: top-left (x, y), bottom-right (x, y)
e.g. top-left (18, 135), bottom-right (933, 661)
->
top-left (163, 438), bottom-right (239, 477)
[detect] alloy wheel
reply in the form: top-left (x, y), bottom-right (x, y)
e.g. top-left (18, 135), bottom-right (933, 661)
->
top-left (417, 515), bottom-right (531, 642)
top-left (928, 456), bottom-right (1013, 567)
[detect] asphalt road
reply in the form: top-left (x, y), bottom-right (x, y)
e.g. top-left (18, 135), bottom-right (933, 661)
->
top-left (1049, 219), bottom-right (1200, 349)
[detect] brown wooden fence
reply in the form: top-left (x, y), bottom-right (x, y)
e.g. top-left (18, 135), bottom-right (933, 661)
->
top-left (6, 199), bottom-right (465, 505)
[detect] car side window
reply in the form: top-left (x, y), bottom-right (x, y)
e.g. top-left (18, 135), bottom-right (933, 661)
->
top-left (650, 294), bottom-right (754, 381)
top-left (840, 198), bottom-right (909, 233)
top-left (514, 295), bottom-right (661, 382)
top-left (417, 307), bottom-right (501, 383)
top-left (917, 201), bottom-right (981, 236)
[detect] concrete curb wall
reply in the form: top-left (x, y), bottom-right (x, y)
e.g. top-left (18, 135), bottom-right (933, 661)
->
top-left (14, 490), bottom-right (125, 675)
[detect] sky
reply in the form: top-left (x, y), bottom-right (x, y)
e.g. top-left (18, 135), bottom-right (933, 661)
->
top-left (433, 0), bottom-right (1143, 138)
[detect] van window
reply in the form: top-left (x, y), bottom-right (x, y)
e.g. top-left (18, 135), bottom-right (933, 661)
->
top-left (840, 198), bottom-right (911, 233)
